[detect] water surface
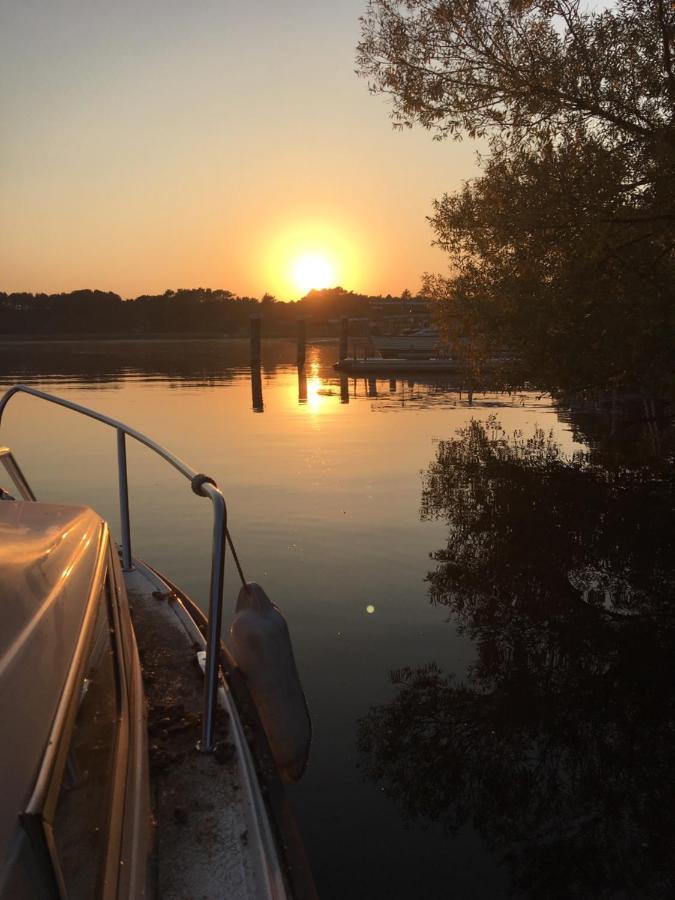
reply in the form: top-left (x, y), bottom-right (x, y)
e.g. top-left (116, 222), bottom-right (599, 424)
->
top-left (1, 339), bottom-right (672, 899)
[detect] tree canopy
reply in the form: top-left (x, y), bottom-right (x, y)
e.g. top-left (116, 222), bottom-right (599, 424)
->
top-left (357, 0), bottom-right (675, 390)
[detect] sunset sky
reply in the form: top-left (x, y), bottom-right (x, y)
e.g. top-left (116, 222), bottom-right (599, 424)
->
top-left (0, 1), bottom-right (478, 299)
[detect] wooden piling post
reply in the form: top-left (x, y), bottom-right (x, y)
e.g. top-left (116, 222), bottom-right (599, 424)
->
top-left (298, 365), bottom-right (307, 404)
top-left (339, 374), bottom-right (349, 405)
top-left (297, 317), bottom-right (306, 366)
top-left (339, 317), bottom-right (348, 360)
top-left (250, 315), bottom-right (261, 364)
top-left (251, 363), bottom-right (264, 413)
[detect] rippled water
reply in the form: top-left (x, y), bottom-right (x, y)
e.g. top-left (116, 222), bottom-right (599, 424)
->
top-left (1, 339), bottom-right (671, 899)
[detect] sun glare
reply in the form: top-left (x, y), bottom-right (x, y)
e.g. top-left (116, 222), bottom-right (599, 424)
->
top-left (264, 220), bottom-right (363, 297)
top-left (291, 253), bottom-right (336, 295)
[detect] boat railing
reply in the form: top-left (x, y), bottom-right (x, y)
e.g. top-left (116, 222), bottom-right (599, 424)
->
top-left (0, 383), bottom-right (242, 754)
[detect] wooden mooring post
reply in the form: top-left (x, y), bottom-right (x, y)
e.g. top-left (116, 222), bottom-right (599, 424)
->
top-left (297, 317), bottom-right (306, 366)
top-left (339, 374), bottom-right (349, 404)
top-left (250, 315), bottom-right (261, 364)
top-left (339, 317), bottom-right (348, 360)
top-left (251, 363), bottom-right (264, 413)
top-left (298, 365), bottom-right (307, 404)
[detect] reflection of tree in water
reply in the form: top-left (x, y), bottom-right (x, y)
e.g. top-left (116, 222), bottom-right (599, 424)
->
top-left (358, 416), bottom-right (675, 898)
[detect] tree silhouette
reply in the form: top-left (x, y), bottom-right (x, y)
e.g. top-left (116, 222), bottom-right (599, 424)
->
top-left (358, 0), bottom-right (675, 390)
top-left (0, 288), bottom-right (428, 337)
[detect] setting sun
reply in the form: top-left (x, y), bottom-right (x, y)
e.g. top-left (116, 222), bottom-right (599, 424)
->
top-left (291, 254), bottom-right (336, 295)
top-left (264, 221), bottom-right (362, 298)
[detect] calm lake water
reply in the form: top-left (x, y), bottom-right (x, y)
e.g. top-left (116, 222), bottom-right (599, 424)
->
top-left (1, 339), bottom-right (673, 899)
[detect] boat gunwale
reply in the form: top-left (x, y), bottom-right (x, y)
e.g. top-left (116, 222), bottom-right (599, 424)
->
top-left (140, 563), bottom-right (319, 900)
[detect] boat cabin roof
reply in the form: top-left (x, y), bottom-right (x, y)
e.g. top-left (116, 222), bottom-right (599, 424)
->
top-left (0, 501), bottom-right (106, 877)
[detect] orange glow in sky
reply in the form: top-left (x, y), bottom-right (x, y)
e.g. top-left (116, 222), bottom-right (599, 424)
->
top-left (0, 3), bottom-right (480, 298)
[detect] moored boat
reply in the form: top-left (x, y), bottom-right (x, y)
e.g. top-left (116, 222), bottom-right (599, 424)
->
top-left (0, 384), bottom-right (316, 899)
top-left (370, 327), bottom-right (447, 359)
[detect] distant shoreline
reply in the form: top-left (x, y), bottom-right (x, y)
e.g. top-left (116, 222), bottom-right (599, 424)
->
top-left (0, 334), bottom-right (337, 345)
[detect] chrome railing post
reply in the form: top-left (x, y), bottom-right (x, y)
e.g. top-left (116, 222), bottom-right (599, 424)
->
top-left (200, 487), bottom-right (227, 752)
top-left (116, 429), bottom-right (133, 571)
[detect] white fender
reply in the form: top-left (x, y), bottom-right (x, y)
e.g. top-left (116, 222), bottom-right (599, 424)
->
top-left (230, 582), bottom-right (311, 783)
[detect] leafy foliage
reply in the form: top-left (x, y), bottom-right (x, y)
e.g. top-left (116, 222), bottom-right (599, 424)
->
top-left (358, 0), bottom-right (675, 390)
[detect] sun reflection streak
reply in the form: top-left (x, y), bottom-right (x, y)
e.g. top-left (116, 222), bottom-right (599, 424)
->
top-left (306, 375), bottom-right (325, 412)
top-left (289, 361), bottom-right (342, 415)
top-left (292, 363), bottom-right (337, 415)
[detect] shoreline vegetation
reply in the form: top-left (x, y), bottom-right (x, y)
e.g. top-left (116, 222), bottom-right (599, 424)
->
top-left (0, 287), bottom-right (427, 340)
top-left (0, 334), bottom-right (339, 344)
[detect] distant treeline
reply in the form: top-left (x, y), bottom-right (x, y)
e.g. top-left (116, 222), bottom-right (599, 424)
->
top-left (0, 287), bottom-right (428, 336)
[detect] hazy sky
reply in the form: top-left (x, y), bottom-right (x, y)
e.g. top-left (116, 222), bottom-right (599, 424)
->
top-left (0, 0), bottom-right (478, 299)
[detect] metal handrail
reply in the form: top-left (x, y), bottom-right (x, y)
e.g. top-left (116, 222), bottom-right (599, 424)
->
top-left (0, 383), bottom-right (241, 753)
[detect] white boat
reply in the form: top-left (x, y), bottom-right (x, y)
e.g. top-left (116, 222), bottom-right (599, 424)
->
top-left (370, 327), bottom-right (446, 359)
top-left (0, 385), bottom-right (316, 899)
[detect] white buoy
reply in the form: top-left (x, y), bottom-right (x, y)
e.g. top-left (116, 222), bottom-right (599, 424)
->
top-left (230, 582), bottom-right (311, 783)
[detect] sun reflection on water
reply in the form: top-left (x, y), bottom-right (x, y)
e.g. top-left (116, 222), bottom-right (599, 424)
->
top-left (306, 375), bottom-right (326, 412)
top-left (296, 362), bottom-right (338, 415)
